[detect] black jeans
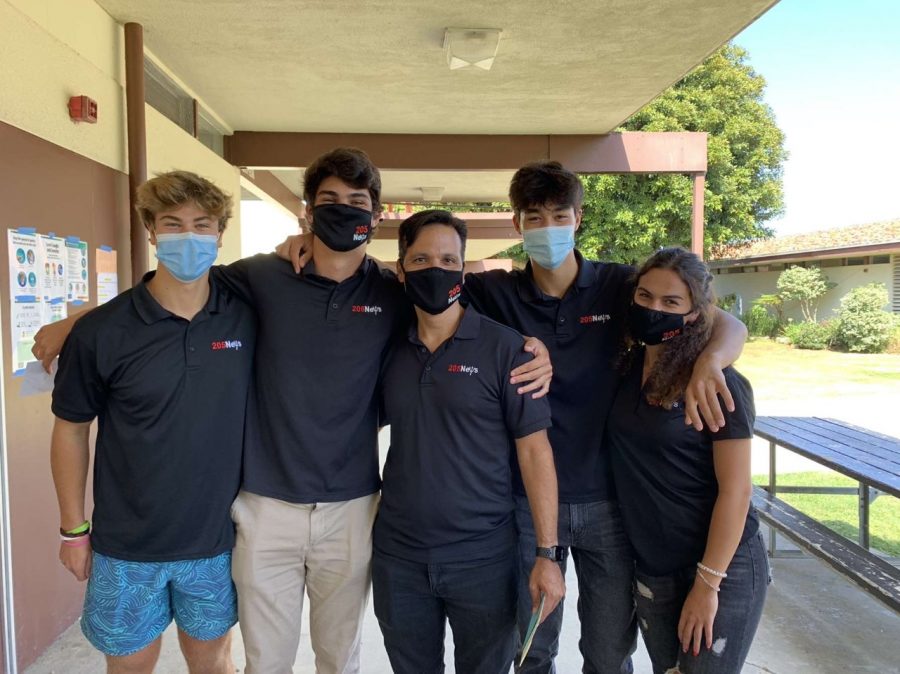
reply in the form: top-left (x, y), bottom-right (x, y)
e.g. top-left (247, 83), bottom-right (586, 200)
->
top-left (372, 548), bottom-right (518, 674)
top-left (515, 496), bottom-right (637, 674)
top-left (634, 531), bottom-right (770, 674)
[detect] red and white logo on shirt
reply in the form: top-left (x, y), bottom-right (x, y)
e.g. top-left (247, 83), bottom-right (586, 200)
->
top-left (579, 313), bottom-right (611, 325)
top-left (448, 363), bottom-right (479, 376)
top-left (351, 305), bottom-right (382, 314)
top-left (211, 339), bottom-right (243, 351)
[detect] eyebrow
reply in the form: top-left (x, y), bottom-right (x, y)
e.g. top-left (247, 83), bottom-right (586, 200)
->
top-left (159, 215), bottom-right (212, 222)
top-left (636, 285), bottom-right (685, 300)
top-left (317, 190), bottom-right (369, 200)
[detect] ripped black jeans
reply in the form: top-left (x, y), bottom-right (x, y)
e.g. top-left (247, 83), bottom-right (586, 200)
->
top-left (633, 531), bottom-right (769, 674)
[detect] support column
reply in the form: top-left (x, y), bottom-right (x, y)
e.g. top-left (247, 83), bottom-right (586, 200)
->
top-left (691, 172), bottom-right (705, 259)
top-left (124, 23), bottom-right (148, 285)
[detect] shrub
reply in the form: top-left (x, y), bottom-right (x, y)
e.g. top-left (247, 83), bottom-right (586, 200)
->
top-left (741, 304), bottom-right (779, 338)
top-left (832, 284), bottom-right (894, 353)
top-left (776, 266), bottom-right (833, 322)
top-left (783, 320), bottom-right (833, 350)
top-left (887, 320), bottom-right (900, 355)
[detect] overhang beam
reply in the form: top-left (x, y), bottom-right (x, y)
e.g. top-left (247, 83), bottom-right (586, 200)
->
top-left (226, 131), bottom-right (707, 174)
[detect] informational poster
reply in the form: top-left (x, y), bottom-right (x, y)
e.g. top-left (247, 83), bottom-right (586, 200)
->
top-left (39, 234), bottom-right (67, 306)
top-left (96, 246), bottom-right (118, 305)
top-left (40, 298), bottom-right (67, 325)
top-left (8, 228), bottom-right (40, 301)
top-left (10, 300), bottom-right (41, 375)
top-left (65, 236), bottom-right (89, 302)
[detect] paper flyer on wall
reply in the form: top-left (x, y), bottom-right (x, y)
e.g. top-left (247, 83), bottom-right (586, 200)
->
top-left (39, 234), bottom-right (67, 306)
top-left (8, 228), bottom-right (40, 301)
top-left (65, 236), bottom-right (89, 302)
top-left (96, 246), bottom-right (118, 305)
top-left (10, 299), bottom-right (42, 375)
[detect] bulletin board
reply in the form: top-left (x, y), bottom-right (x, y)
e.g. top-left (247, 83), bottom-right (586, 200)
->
top-left (0, 120), bottom-right (129, 669)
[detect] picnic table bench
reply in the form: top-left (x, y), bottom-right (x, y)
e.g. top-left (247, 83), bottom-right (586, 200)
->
top-left (751, 416), bottom-right (900, 614)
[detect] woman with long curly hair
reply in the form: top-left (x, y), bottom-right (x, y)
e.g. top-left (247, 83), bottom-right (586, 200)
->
top-left (607, 247), bottom-right (768, 674)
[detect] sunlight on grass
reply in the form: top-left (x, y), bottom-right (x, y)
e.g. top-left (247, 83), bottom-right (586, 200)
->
top-left (735, 339), bottom-right (900, 402)
top-left (752, 472), bottom-right (900, 556)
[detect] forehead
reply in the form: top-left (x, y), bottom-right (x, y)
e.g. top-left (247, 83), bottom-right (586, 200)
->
top-left (521, 202), bottom-right (575, 213)
top-left (314, 175), bottom-right (370, 197)
top-left (638, 267), bottom-right (690, 295)
top-left (155, 202), bottom-right (214, 220)
top-left (406, 224), bottom-right (463, 253)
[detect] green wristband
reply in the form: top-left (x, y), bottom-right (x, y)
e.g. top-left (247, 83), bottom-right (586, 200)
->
top-left (63, 520), bottom-right (90, 535)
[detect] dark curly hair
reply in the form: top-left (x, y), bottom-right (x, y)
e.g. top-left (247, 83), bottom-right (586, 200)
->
top-left (619, 247), bottom-right (717, 408)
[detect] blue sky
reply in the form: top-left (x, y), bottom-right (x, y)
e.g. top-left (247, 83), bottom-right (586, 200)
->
top-left (733, 0), bottom-right (900, 235)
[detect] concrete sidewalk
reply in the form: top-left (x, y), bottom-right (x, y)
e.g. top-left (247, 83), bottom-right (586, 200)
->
top-left (23, 525), bottom-right (900, 673)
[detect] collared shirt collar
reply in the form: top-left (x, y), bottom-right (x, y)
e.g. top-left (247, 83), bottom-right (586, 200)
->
top-left (517, 250), bottom-right (595, 303)
top-left (407, 306), bottom-right (481, 345)
top-left (131, 270), bottom-right (223, 324)
top-left (301, 256), bottom-right (372, 283)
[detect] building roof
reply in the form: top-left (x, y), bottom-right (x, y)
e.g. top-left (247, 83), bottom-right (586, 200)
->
top-left (710, 219), bottom-right (900, 265)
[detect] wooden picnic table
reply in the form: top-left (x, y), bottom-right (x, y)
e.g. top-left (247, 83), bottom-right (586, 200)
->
top-left (752, 416), bottom-right (900, 613)
top-left (754, 416), bottom-right (900, 550)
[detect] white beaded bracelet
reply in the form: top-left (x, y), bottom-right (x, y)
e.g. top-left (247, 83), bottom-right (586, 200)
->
top-left (695, 569), bottom-right (720, 592)
top-left (697, 562), bottom-right (727, 578)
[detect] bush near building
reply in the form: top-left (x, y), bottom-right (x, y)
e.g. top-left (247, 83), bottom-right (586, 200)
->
top-left (832, 284), bottom-right (894, 354)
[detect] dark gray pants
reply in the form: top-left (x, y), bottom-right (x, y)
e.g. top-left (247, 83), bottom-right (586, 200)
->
top-left (634, 531), bottom-right (770, 674)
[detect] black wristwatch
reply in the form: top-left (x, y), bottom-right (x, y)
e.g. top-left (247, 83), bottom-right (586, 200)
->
top-left (535, 546), bottom-right (566, 562)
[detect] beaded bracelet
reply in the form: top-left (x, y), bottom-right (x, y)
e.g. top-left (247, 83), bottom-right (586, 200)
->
top-left (697, 561), bottom-right (727, 578)
top-left (695, 569), bottom-right (720, 592)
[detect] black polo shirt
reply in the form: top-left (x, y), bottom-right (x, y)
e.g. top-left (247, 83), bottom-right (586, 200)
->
top-left (607, 356), bottom-right (758, 576)
top-left (374, 309), bottom-right (552, 564)
top-left (211, 255), bottom-right (409, 503)
top-left (52, 274), bottom-right (255, 562)
top-left (463, 251), bottom-right (633, 503)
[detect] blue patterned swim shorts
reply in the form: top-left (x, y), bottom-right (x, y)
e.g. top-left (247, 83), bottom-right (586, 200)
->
top-left (81, 551), bottom-right (237, 656)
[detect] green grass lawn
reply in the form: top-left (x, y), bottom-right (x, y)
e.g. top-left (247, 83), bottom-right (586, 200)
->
top-left (752, 472), bottom-right (900, 556)
top-left (735, 339), bottom-right (900, 402)
top-left (738, 341), bottom-right (900, 556)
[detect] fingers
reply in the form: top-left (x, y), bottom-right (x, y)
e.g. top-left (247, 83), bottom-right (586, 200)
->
top-left (692, 623), bottom-right (703, 656)
top-left (718, 379), bottom-right (736, 413)
top-left (298, 246), bottom-right (312, 271)
top-left (683, 391), bottom-right (704, 431)
top-left (290, 241), bottom-right (302, 274)
top-left (704, 620), bottom-right (713, 652)
top-left (677, 614), bottom-right (688, 652)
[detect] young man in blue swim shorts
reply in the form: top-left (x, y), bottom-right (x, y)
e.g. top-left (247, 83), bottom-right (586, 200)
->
top-left (50, 171), bottom-right (255, 673)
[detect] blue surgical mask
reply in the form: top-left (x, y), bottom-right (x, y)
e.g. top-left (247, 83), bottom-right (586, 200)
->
top-left (155, 232), bottom-right (219, 282)
top-left (522, 225), bottom-right (576, 270)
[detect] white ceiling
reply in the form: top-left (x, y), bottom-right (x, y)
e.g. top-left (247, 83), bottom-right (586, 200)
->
top-left (269, 168), bottom-right (516, 204)
top-left (96, 0), bottom-right (777, 135)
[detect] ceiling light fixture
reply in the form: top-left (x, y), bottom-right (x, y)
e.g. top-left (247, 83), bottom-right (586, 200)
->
top-left (442, 28), bottom-right (502, 71)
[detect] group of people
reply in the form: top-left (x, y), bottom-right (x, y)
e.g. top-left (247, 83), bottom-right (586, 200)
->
top-left (38, 148), bottom-right (769, 674)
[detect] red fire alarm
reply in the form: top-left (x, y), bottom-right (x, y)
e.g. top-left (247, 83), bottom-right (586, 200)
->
top-left (68, 96), bottom-right (98, 123)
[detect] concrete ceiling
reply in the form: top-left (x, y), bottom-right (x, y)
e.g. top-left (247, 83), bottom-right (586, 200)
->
top-left (269, 168), bottom-right (515, 205)
top-left (96, 0), bottom-right (777, 135)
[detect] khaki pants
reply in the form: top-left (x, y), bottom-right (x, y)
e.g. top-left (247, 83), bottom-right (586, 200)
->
top-left (231, 490), bottom-right (378, 674)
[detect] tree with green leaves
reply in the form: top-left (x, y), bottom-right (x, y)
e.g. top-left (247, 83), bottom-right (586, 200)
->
top-left (776, 265), bottom-right (833, 322)
top-left (574, 44), bottom-right (787, 264)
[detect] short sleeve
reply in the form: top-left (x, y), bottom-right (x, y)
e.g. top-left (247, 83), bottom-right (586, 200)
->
top-left (51, 325), bottom-right (105, 423)
top-left (210, 256), bottom-right (263, 305)
top-left (461, 271), bottom-right (489, 313)
top-left (500, 349), bottom-right (552, 439)
top-left (708, 368), bottom-right (755, 441)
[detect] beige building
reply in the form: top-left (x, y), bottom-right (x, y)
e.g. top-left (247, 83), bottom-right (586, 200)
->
top-left (709, 220), bottom-right (900, 320)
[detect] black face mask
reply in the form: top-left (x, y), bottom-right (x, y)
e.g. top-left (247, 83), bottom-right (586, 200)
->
top-left (312, 204), bottom-right (373, 252)
top-left (403, 267), bottom-right (463, 315)
top-left (628, 303), bottom-right (689, 345)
